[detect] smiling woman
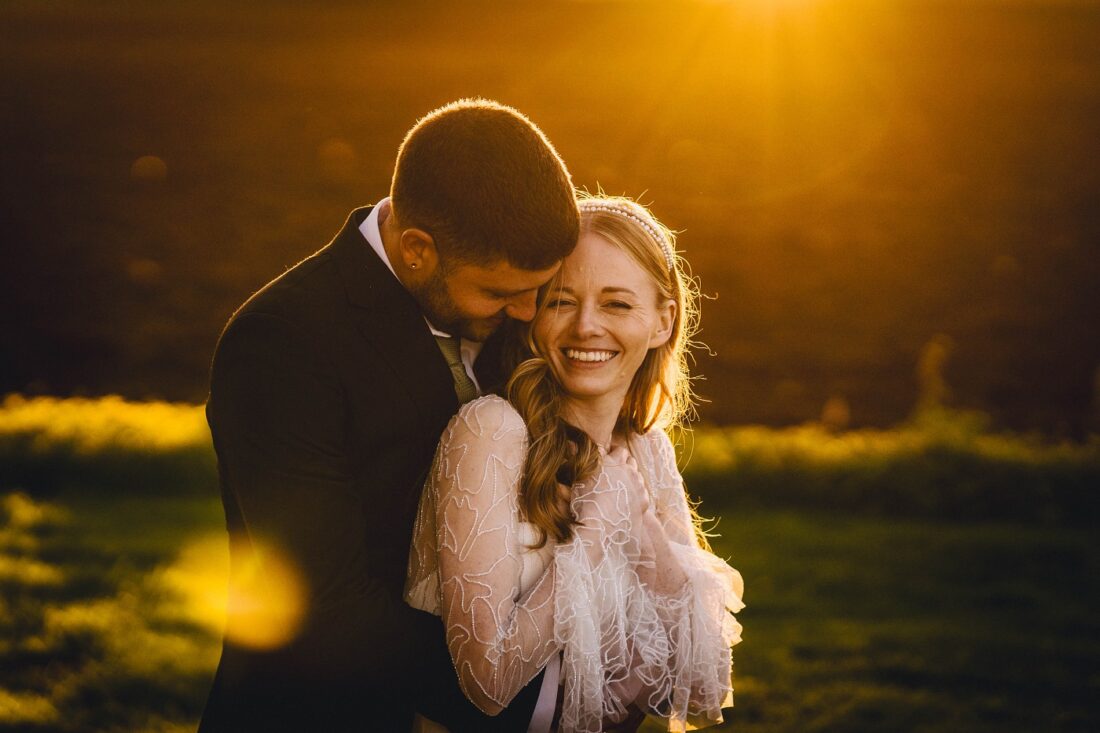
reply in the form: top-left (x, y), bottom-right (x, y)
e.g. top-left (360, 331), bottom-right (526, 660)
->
top-left (404, 195), bottom-right (742, 732)
top-left (507, 195), bottom-right (701, 549)
top-left (534, 232), bottom-right (675, 423)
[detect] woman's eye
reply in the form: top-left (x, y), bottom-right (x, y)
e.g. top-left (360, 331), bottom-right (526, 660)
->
top-left (605, 301), bottom-right (632, 310)
top-left (544, 298), bottom-right (574, 309)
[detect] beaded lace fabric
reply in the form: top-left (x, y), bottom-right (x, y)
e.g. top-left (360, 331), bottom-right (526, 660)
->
top-left (405, 396), bottom-right (744, 732)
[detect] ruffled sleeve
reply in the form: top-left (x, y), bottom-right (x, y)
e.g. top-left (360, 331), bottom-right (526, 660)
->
top-left (552, 445), bottom-right (667, 732)
top-left (552, 430), bottom-right (744, 733)
top-left (643, 429), bottom-right (744, 731)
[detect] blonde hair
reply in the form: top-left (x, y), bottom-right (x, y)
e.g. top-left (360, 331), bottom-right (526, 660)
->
top-left (506, 195), bottom-right (701, 547)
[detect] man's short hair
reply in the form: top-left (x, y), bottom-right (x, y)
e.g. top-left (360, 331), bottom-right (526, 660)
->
top-left (390, 99), bottom-right (578, 271)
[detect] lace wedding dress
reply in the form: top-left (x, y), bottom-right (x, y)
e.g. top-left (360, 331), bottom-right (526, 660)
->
top-left (405, 396), bottom-right (744, 733)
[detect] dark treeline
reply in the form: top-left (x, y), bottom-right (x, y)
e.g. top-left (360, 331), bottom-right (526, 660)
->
top-left (2, 1), bottom-right (1099, 435)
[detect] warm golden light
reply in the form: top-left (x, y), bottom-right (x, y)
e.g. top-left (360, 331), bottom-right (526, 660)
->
top-left (157, 533), bottom-right (307, 651)
top-left (0, 689), bottom-right (58, 727)
top-left (1, 492), bottom-right (66, 529)
top-left (746, 0), bottom-right (818, 10)
top-left (0, 394), bottom-right (209, 453)
top-left (154, 534), bottom-right (231, 634)
top-left (224, 537), bottom-right (307, 651)
top-left (729, 0), bottom-right (823, 23)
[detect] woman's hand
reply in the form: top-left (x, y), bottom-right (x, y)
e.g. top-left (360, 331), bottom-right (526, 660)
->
top-left (570, 446), bottom-right (634, 534)
top-left (601, 447), bottom-right (661, 584)
top-left (606, 446), bottom-right (690, 597)
top-left (566, 443), bottom-right (649, 576)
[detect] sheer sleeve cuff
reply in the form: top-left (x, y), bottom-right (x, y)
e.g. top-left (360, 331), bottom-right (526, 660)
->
top-left (552, 520), bottom-right (671, 733)
top-left (651, 541), bottom-right (744, 732)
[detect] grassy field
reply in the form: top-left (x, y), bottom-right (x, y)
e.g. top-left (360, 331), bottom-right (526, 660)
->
top-left (0, 396), bottom-right (1097, 731)
top-left (1, 493), bottom-right (1095, 732)
top-left (0, 491), bottom-right (223, 732)
top-left (648, 512), bottom-right (1099, 732)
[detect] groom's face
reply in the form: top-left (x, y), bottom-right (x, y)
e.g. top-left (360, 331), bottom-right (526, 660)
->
top-left (412, 257), bottom-right (561, 342)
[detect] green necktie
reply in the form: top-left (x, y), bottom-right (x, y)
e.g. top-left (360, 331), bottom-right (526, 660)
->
top-left (434, 335), bottom-right (479, 404)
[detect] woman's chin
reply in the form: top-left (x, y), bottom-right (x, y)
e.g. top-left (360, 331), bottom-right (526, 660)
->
top-left (558, 379), bottom-right (632, 408)
top-left (546, 355), bottom-right (635, 407)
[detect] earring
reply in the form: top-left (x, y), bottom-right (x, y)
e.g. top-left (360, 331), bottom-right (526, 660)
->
top-left (410, 263), bottom-right (418, 270)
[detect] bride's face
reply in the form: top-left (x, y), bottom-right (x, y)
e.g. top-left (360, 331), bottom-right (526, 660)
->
top-left (533, 232), bottom-right (674, 407)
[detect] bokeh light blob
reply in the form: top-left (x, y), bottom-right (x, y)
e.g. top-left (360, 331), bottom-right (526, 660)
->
top-left (130, 155), bottom-right (167, 182)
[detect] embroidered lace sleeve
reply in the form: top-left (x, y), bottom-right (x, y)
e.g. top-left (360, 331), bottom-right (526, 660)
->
top-left (407, 396), bottom-right (559, 716)
top-left (645, 430), bottom-right (701, 548)
top-left (405, 401), bottom-right (746, 732)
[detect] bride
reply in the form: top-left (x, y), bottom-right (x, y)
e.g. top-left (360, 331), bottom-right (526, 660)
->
top-left (406, 196), bottom-right (744, 732)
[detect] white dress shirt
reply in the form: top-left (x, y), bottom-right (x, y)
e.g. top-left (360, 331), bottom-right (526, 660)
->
top-left (359, 199), bottom-right (560, 733)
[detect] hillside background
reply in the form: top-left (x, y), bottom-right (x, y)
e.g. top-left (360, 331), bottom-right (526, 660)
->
top-left (2, 0), bottom-right (1098, 434)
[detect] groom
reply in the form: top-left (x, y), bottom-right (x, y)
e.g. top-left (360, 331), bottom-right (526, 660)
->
top-left (200, 100), bottom-right (578, 732)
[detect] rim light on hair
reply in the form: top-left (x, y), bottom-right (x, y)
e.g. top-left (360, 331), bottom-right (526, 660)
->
top-left (576, 201), bottom-right (675, 271)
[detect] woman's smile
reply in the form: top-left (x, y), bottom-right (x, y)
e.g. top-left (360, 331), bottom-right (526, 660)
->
top-left (562, 347), bottom-right (619, 364)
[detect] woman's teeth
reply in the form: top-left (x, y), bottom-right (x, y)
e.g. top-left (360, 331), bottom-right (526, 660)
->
top-left (564, 348), bottom-right (616, 362)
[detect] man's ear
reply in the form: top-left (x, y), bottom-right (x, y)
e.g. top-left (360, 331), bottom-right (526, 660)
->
top-left (398, 228), bottom-right (439, 274)
top-left (649, 299), bottom-right (677, 349)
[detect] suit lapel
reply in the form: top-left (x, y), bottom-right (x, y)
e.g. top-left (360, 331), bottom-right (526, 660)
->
top-left (330, 208), bottom-right (458, 423)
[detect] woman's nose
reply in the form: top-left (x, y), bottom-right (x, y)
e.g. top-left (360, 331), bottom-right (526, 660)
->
top-left (572, 303), bottom-right (603, 338)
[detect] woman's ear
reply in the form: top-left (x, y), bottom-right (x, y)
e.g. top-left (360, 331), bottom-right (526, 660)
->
top-left (649, 299), bottom-right (677, 349)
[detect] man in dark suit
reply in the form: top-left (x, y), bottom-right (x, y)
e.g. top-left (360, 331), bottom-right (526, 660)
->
top-left (199, 99), bottom-right (578, 732)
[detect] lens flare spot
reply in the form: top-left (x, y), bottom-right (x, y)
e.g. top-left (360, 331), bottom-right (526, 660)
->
top-left (820, 395), bottom-right (851, 432)
top-left (130, 155), bottom-right (168, 182)
top-left (224, 538), bottom-right (306, 650)
top-left (155, 535), bottom-right (306, 650)
top-left (125, 257), bottom-right (164, 285)
top-left (318, 137), bottom-right (357, 182)
top-left (154, 534), bottom-right (231, 633)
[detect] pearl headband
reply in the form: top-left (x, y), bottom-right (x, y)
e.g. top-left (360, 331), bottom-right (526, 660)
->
top-left (578, 202), bottom-right (676, 271)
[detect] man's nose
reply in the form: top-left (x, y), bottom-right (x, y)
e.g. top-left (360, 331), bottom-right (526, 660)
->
top-left (504, 291), bottom-right (538, 322)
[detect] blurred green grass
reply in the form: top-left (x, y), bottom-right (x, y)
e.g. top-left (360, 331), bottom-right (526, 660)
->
top-left (647, 512), bottom-right (1099, 732)
top-left (683, 407), bottom-right (1100, 526)
top-left (0, 491), bottom-right (224, 732)
top-left (3, 394), bottom-right (1096, 524)
top-left (0, 395), bottom-right (1097, 731)
top-left (1, 496), bottom-right (1095, 732)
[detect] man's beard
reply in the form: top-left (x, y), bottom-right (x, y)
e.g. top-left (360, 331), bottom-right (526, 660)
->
top-left (408, 268), bottom-right (503, 342)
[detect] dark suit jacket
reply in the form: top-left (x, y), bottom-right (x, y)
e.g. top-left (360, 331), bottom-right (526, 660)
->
top-left (199, 207), bottom-right (543, 732)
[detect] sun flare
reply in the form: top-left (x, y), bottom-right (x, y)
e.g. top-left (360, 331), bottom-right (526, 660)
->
top-left (158, 534), bottom-right (307, 651)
